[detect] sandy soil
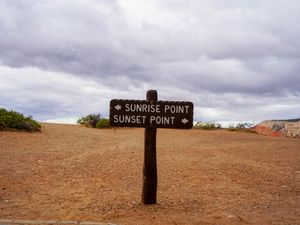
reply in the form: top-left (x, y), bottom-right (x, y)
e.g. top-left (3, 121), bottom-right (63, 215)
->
top-left (0, 123), bottom-right (299, 225)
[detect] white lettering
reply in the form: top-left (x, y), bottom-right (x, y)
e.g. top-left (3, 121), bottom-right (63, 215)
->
top-left (170, 116), bottom-right (175, 124)
top-left (164, 105), bottom-right (170, 113)
top-left (124, 115), bottom-right (131, 123)
top-left (114, 115), bottom-right (119, 123)
top-left (149, 116), bottom-right (176, 125)
top-left (150, 104), bottom-right (155, 112)
top-left (177, 105), bottom-right (184, 113)
top-left (142, 104), bottom-right (148, 112)
top-left (150, 116), bottom-right (156, 124)
top-left (184, 106), bottom-right (189, 113)
top-left (113, 115), bottom-right (147, 124)
top-left (164, 105), bottom-right (190, 114)
top-left (123, 103), bottom-right (161, 113)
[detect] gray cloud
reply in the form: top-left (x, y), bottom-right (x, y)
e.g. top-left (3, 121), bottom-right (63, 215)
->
top-left (0, 0), bottom-right (300, 123)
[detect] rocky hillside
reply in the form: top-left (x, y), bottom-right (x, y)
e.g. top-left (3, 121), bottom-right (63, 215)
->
top-left (255, 119), bottom-right (300, 138)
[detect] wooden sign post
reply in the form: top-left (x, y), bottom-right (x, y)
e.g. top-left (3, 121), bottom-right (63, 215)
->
top-left (143, 90), bottom-right (158, 204)
top-left (109, 90), bottom-right (194, 204)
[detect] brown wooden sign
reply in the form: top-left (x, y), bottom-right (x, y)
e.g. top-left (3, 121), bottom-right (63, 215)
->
top-left (109, 90), bottom-right (194, 205)
top-left (110, 99), bottom-right (194, 129)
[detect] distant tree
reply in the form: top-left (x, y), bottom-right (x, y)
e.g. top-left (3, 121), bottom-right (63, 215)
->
top-left (77, 113), bottom-right (101, 128)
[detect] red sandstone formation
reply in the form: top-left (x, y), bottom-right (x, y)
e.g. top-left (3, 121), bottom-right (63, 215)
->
top-left (255, 120), bottom-right (300, 138)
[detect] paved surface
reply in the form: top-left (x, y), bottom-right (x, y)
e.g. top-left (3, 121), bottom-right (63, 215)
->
top-left (0, 219), bottom-right (117, 225)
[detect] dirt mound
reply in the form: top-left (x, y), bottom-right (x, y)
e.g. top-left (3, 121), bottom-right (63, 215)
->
top-left (255, 120), bottom-right (300, 138)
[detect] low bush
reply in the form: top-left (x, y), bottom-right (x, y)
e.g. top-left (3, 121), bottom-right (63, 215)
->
top-left (193, 121), bottom-right (222, 129)
top-left (227, 127), bottom-right (257, 134)
top-left (0, 108), bottom-right (41, 132)
top-left (77, 113), bottom-right (101, 128)
top-left (235, 122), bottom-right (254, 129)
top-left (227, 122), bottom-right (256, 133)
top-left (77, 114), bottom-right (111, 129)
top-left (96, 118), bottom-right (111, 129)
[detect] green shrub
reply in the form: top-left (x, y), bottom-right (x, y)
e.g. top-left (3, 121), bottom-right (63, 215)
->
top-left (227, 127), bottom-right (257, 134)
top-left (0, 108), bottom-right (41, 131)
top-left (227, 122), bottom-right (256, 133)
top-left (235, 122), bottom-right (254, 129)
top-left (96, 118), bottom-right (111, 129)
top-left (193, 121), bottom-right (222, 129)
top-left (77, 113), bottom-right (101, 128)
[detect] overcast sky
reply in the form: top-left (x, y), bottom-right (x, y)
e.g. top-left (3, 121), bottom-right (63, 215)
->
top-left (0, 0), bottom-right (299, 125)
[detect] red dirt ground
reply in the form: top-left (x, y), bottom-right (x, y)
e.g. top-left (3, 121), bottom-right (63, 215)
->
top-left (0, 123), bottom-right (299, 225)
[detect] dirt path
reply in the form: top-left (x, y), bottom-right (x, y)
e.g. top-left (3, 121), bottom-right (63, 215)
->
top-left (1, 123), bottom-right (299, 225)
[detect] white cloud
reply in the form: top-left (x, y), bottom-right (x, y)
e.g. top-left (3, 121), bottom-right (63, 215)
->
top-left (0, 0), bottom-right (299, 123)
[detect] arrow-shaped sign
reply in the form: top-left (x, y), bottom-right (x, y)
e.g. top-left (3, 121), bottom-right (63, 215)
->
top-left (181, 118), bottom-right (189, 124)
top-left (114, 104), bottom-right (122, 110)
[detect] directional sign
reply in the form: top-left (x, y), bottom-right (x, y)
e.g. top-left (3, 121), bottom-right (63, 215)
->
top-left (110, 99), bottom-right (194, 129)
